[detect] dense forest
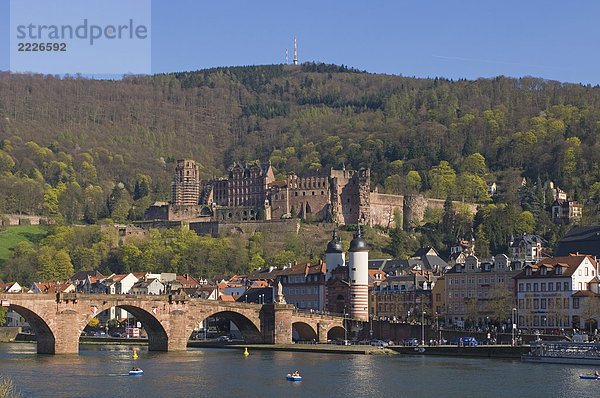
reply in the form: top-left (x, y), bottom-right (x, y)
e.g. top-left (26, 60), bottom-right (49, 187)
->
top-left (1, 63), bottom-right (600, 281)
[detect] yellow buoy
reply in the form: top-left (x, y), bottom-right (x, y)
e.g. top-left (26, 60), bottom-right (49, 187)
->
top-left (243, 347), bottom-right (249, 356)
top-left (132, 350), bottom-right (138, 359)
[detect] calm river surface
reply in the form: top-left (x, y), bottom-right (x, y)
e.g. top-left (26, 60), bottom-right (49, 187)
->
top-left (0, 343), bottom-right (598, 397)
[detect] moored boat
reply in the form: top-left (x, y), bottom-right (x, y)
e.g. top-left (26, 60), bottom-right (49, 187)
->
top-left (522, 341), bottom-right (600, 365)
top-left (129, 368), bottom-right (143, 375)
top-left (579, 375), bottom-right (600, 380)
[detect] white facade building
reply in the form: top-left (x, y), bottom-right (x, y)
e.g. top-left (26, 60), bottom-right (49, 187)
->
top-left (514, 255), bottom-right (599, 331)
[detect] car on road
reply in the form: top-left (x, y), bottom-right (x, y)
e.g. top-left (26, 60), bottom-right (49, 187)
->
top-left (452, 337), bottom-right (478, 346)
top-left (216, 335), bottom-right (232, 343)
top-left (370, 339), bottom-right (389, 347)
top-left (403, 338), bottom-right (420, 346)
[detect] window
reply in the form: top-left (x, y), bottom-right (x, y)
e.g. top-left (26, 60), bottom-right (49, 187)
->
top-left (556, 282), bottom-right (561, 291)
top-left (519, 283), bottom-right (524, 292)
top-left (586, 268), bottom-right (589, 276)
top-left (564, 298), bottom-right (569, 309)
top-left (541, 298), bottom-right (546, 309)
top-left (526, 283), bottom-right (531, 292)
top-left (573, 298), bottom-right (580, 309)
top-left (533, 299), bottom-right (539, 309)
top-left (519, 299), bottom-right (524, 309)
top-left (533, 283), bottom-right (538, 292)
top-left (541, 283), bottom-right (546, 292)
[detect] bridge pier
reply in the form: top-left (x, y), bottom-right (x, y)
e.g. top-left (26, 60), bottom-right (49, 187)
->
top-left (318, 322), bottom-right (328, 343)
top-left (260, 304), bottom-right (293, 344)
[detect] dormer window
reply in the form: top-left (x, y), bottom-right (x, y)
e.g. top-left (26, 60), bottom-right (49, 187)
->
top-left (555, 266), bottom-right (563, 275)
top-left (540, 267), bottom-right (547, 275)
top-left (526, 267), bottom-right (532, 276)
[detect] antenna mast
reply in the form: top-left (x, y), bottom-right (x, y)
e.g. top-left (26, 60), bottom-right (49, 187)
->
top-left (293, 36), bottom-right (298, 65)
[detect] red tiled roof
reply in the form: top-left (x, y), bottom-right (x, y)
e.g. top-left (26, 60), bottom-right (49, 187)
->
top-left (176, 275), bottom-right (203, 288)
top-left (279, 261), bottom-right (326, 277)
top-left (572, 290), bottom-right (600, 297)
top-left (219, 294), bottom-right (235, 302)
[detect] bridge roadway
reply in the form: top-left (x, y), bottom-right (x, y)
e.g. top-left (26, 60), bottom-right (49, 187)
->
top-left (0, 293), bottom-right (345, 354)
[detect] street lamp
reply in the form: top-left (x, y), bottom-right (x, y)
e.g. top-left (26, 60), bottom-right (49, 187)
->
top-left (343, 306), bottom-right (348, 343)
top-left (435, 312), bottom-right (440, 344)
top-left (421, 311), bottom-right (425, 345)
top-left (512, 308), bottom-right (517, 346)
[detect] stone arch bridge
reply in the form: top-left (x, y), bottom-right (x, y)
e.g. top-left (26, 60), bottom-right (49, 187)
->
top-left (0, 293), bottom-right (345, 354)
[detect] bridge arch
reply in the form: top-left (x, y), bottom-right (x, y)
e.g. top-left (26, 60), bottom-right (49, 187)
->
top-left (327, 326), bottom-right (346, 341)
top-left (82, 304), bottom-right (169, 351)
top-left (198, 310), bottom-right (263, 343)
top-left (8, 304), bottom-right (55, 354)
top-left (292, 322), bottom-right (318, 341)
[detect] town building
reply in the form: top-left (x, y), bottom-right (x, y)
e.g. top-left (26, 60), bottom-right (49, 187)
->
top-left (277, 261), bottom-right (327, 311)
top-left (372, 272), bottom-right (436, 321)
top-left (130, 278), bottom-right (165, 295)
top-left (509, 233), bottom-right (548, 261)
top-left (444, 254), bottom-right (520, 327)
top-left (514, 254), bottom-right (600, 331)
top-left (431, 275), bottom-right (445, 320)
top-left (551, 199), bottom-right (582, 224)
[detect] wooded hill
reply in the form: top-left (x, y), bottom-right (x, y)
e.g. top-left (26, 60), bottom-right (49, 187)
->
top-left (2, 64), bottom-right (600, 197)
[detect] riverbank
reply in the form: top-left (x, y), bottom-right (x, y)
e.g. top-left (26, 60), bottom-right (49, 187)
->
top-left (389, 344), bottom-right (529, 359)
top-left (188, 341), bottom-right (395, 355)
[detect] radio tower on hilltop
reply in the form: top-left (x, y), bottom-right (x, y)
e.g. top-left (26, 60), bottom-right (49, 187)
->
top-left (293, 36), bottom-right (298, 65)
top-left (286, 48), bottom-right (288, 65)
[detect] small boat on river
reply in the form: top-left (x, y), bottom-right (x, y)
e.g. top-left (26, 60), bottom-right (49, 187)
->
top-left (286, 372), bottom-right (302, 381)
top-left (579, 375), bottom-right (600, 380)
top-left (522, 341), bottom-right (600, 365)
top-left (129, 368), bottom-right (143, 376)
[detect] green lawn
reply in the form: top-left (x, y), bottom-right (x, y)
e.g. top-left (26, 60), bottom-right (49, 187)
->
top-left (0, 225), bottom-right (48, 263)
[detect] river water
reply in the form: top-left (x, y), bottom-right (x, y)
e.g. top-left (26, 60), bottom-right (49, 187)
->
top-left (0, 343), bottom-right (597, 397)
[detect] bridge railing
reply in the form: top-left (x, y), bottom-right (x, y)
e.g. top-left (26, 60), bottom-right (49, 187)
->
top-left (292, 308), bottom-right (345, 318)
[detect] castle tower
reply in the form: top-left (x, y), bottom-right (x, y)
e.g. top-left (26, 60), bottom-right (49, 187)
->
top-left (325, 226), bottom-right (345, 281)
top-left (171, 159), bottom-right (200, 205)
top-left (348, 225), bottom-right (369, 321)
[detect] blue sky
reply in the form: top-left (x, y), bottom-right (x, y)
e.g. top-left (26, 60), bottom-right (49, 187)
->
top-left (1, 0), bottom-right (600, 84)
